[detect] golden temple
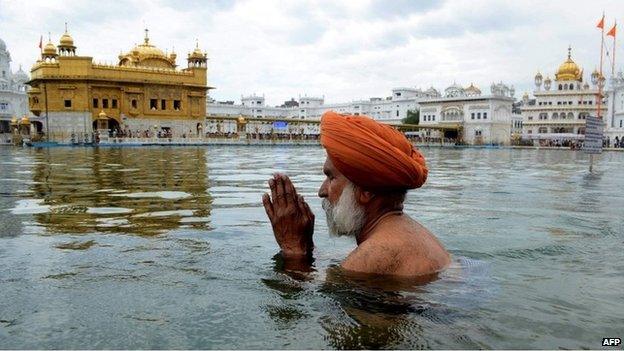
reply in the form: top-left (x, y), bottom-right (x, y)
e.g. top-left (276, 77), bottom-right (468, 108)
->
top-left (27, 27), bottom-right (213, 142)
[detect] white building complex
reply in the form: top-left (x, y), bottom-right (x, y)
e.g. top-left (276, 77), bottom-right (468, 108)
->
top-left (0, 37), bottom-right (34, 137)
top-left (207, 87), bottom-right (435, 123)
top-left (207, 84), bottom-right (518, 144)
top-left (605, 71), bottom-right (624, 146)
top-left (521, 48), bottom-right (604, 145)
top-left (417, 83), bottom-right (517, 145)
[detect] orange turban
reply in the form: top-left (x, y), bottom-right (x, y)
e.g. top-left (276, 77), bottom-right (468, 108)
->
top-left (320, 111), bottom-right (428, 190)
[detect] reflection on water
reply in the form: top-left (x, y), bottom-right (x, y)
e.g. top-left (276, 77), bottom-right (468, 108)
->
top-left (17, 147), bottom-right (211, 236)
top-left (0, 146), bottom-right (623, 349)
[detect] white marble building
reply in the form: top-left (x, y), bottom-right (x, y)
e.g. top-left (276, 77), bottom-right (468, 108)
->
top-left (521, 48), bottom-right (604, 144)
top-left (417, 82), bottom-right (516, 145)
top-left (207, 87), bottom-right (440, 124)
top-left (0, 38), bottom-right (36, 135)
top-left (605, 71), bottom-right (624, 146)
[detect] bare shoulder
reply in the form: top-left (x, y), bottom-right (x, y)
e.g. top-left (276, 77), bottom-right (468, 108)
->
top-left (341, 214), bottom-right (450, 277)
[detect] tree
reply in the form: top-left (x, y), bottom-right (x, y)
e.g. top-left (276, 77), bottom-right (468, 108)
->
top-left (402, 109), bottom-right (419, 125)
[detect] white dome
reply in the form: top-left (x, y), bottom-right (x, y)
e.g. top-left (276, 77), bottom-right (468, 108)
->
top-left (14, 66), bottom-right (28, 82)
top-left (0, 38), bottom-right (6, 51)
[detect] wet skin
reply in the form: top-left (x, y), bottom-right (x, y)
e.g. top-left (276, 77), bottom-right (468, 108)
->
top-left (262, 157), bottom-right (451, 278)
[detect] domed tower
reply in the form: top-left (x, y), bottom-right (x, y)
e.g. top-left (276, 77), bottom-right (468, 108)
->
top-left (57, 23), bottom-right (76, 56)
top-left (187, 40), bottom-right (207, 69)
top-left (41, 34), bottom-right (58, 61)
top-left (0, 37), bottom-right (11, 80)
top-left (555, 46), bottom-right (582, 82)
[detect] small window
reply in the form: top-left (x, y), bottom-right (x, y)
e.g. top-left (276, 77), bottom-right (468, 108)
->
top-left (132, 99), bottom-right (138, 109)
top-left (64, 100), bottom-right (72, 108)
top-left (471, 113), bottom-right (475, 120)
top-left (161, 99), bottom-right (166, 110)
top-left (483, 112), bottom-right (487, 119)
top-left (396, 111), bottom-right (399, 117)
top-left (112, 99), bottom-right (118, 109)
top-left (103, 99), bottom-right (109, 108)
top-left (477, 112), bottom-right (481, 119)
top-left (173, 100), bottom-right (181, 110)
top-left (150, 99), bottom-right (158, 109)
top-left (93, 98), bottom-right (98, 108)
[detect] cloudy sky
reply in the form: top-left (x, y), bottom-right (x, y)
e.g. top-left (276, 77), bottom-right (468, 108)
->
top-left (1, 0), bottom-right (623, 105)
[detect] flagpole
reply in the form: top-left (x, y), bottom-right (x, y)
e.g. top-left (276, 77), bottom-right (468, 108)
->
top-left (611, 21), bottom-right (617, 128)
top-left (598, 14), bottom-right (605, 119)
top-left (612, 21), bottom-right (617, 76)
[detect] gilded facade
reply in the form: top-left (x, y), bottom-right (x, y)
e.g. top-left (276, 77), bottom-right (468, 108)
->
top-left (27, 28), bottom-right (212, 143)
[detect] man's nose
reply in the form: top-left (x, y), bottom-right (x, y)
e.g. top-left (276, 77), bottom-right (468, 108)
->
top-left (318, 180), bottom-right (328, 198)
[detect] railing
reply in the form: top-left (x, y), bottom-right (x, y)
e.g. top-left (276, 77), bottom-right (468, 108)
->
top-left (96, 136), bottom-right (321, 146)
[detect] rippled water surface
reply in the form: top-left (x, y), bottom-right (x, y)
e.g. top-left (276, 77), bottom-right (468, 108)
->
top-left (0, 146), bottom-right (622, 349)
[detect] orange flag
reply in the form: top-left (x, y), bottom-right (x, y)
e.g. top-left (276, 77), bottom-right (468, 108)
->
top-left (597, 15), bottom-right (605, 29)
top-left (607, 23), bottom-right (616, 37)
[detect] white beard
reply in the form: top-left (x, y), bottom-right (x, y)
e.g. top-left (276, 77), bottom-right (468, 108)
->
top-left (322, 182), bottom-right (366, 237)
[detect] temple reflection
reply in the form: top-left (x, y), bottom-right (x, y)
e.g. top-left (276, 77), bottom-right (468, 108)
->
top-left (29, 147), bottom-right (211, 236)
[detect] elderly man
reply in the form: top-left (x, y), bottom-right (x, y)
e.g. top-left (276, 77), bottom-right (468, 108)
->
top-left (262, 111), bottom-right (450, 277)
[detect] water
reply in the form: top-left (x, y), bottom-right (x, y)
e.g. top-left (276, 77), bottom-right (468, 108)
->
top-left (0, 146), bottom-right (622, 349)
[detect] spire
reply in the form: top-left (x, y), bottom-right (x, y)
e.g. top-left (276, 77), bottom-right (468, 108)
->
top-left (568, 45), bottom-right (572, 59)
top-left (65, 21), bottom-right (68, 33)
top-left (144, 28), bottom-right (149, 44)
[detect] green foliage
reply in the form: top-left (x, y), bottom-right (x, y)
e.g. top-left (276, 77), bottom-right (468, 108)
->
top-left (402, 110), bottom-right (419, 125)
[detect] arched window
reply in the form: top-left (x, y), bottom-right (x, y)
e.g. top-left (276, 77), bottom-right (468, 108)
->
top-left (558, 84), bottom-right (563, 90)
top-left (567, 112), bottom-right (574, 119)
top-left (552, 112), bottom-right (558, 119)
top-left (538, 127), bottom-right (548, 133)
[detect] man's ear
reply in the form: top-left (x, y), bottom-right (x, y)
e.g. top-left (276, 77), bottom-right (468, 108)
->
top-left (357, 188), bottom-right (375, 204)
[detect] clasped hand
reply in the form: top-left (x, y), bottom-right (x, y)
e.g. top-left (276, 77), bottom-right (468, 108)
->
top-left (262, 173), bottom-right (315, 258)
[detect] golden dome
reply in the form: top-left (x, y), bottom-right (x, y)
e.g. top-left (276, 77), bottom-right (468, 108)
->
top-left (188, 40), bottom-right (207, 60)
top-left (555, 47), bottom-right (582, 81)
top-left (20, 116), bottom-right (30, 125)
top-left (43, 40), bottom-right (57, 55)
top-left (60, 32), bottom-right (74, 46)
top-left (237, 116), bottom-right (246, 123)
top-left (98, 110), bottom-right (107, 119)
top-left (10, 117), bottom-right (18, 125)
top-left (119, 29), bottom-right (175, 69)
